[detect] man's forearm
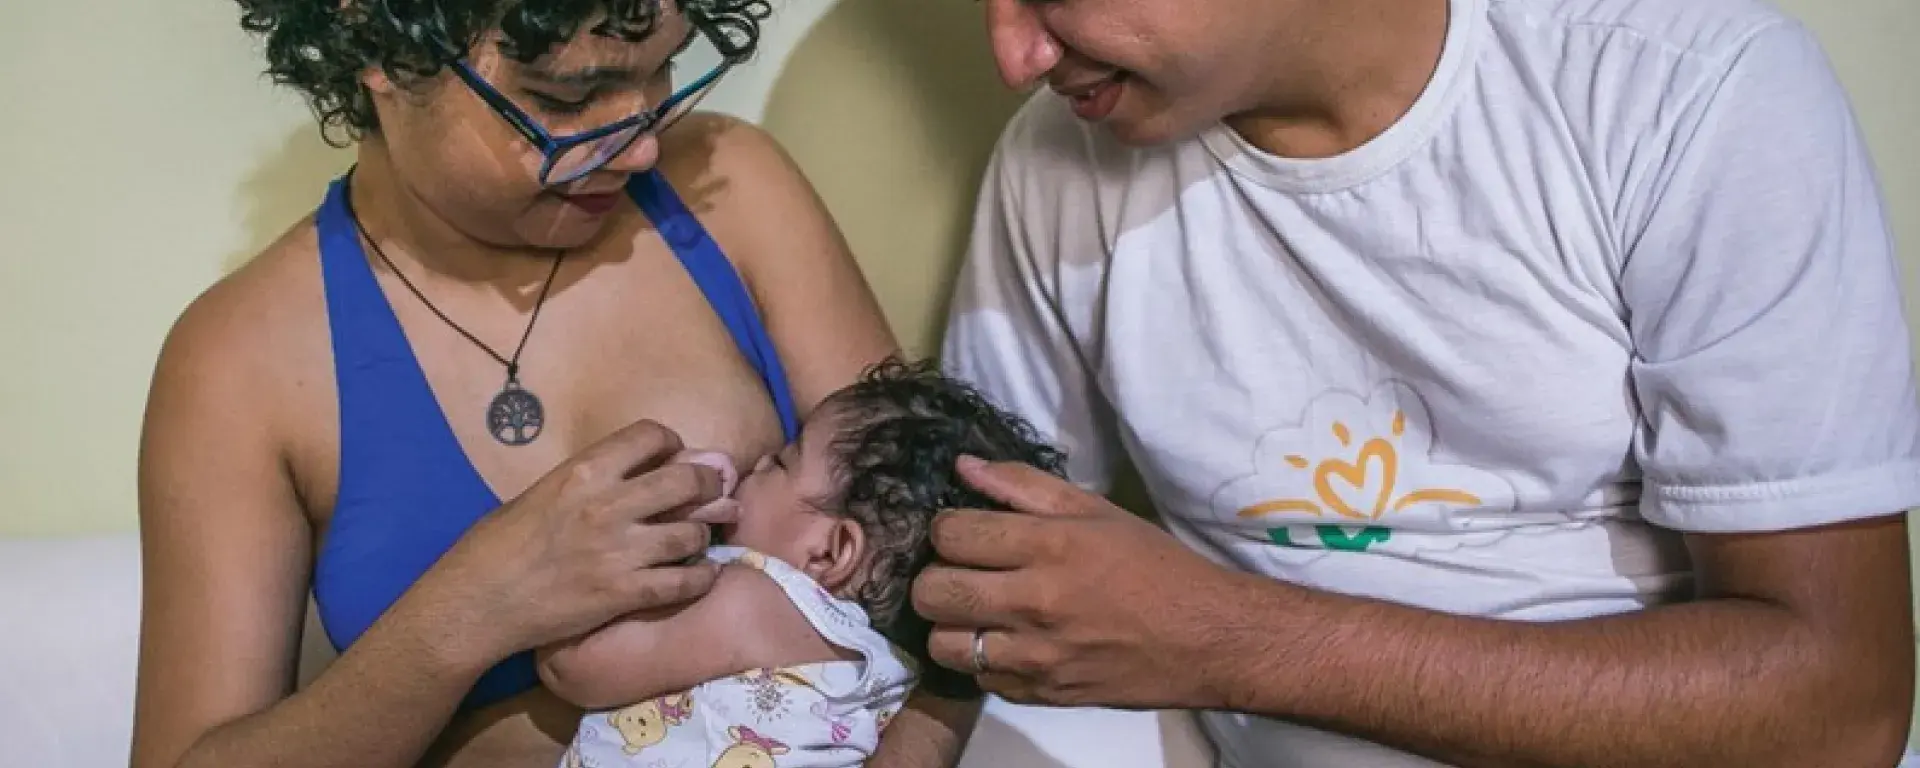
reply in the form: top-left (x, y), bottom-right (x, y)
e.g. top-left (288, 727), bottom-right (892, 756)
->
top-left (1203, 571), bottom-right (1910, 768)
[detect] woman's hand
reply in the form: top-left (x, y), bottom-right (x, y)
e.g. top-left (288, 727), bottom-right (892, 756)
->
top-left (410, 419), bottom-right (741, 670)
top-left (911, 457), bottom-right (1249, 710)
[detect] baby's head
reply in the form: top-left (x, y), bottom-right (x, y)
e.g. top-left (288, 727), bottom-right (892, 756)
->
top-left (720, 356), bottom-right (1066, 684)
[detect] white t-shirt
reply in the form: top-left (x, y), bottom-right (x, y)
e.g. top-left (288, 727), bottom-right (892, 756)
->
top-left (939, 0), bottom-right (1920, 762)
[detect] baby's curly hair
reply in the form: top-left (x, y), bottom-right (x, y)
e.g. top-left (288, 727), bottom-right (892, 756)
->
top-left (811, 356), bottom-right (1067, 699)
top-left (234, 0), bottom-right (770, 145)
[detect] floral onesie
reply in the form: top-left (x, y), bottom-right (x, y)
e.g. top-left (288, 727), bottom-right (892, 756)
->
top-left (558, 546), bottom-right (918, 768)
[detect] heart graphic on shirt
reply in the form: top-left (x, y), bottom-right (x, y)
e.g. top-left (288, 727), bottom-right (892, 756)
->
top-left (1313, 437), bottom-right (1398, 519)
top-left (1216, 382), bottom-right (1523, 563)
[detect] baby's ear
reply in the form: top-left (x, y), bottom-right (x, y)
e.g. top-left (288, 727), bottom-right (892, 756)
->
top-left (812, 518), bottom-right (866, 594)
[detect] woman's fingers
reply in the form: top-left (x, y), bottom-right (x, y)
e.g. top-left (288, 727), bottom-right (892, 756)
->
top-left (550, 420), bottom-right (739, 530)
top-left (684, 498), bottom-right (741, 525)
top-left (598, 461), bottom-right (725, 525)
top-left (652, 497), bottom-right (741, 525)
top-left (642, 450), bottom-right (742, 523)
top-left (566, 419), bottom-right (684, 488)
top-left (621, 561), bottom-right (722, 612)
top-left (625, 519), bottom-right (712, 568)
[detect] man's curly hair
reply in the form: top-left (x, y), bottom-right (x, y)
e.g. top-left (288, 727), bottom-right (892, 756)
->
top-left (235, 0), bottom-right (771, 145)
top-left (807, 356), bottom-right (1068, 700)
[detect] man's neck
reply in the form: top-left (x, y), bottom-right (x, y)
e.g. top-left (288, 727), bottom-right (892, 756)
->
top-left (346, 140), bottom-right (564, 289)
top-left (1225, 0), bottom-right (1452, 160)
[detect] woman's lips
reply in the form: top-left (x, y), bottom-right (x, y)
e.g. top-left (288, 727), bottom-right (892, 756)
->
top-left (559, 191), bottom-right (622, 215)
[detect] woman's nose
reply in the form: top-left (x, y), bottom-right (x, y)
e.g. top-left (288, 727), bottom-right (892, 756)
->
top-left (983, 0), bottom-right (1063, 90)
top-left (600, 131), bottom-right (662, 175)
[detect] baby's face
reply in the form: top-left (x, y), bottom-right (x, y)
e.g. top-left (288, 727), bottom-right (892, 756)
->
top-left (719, 408), bottom-right (847, 568)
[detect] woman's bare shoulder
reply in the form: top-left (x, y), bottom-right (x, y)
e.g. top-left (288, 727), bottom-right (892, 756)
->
top-left (648, 110), bottom-right (898, 412)
top-left (169, 218), bottom-right (327, 355)
top-left (152, 216), bottom-right (334, 443)
top-left (651, 111), bottom-right (840, 266)
top-left (654, 111), bottom-right (803, 200)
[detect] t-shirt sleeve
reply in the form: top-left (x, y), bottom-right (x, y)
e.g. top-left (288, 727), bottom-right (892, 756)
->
top-left (939, 101), bottom-right (1127, 497)
top-left (1620, 19), bottom-right (1920, 532)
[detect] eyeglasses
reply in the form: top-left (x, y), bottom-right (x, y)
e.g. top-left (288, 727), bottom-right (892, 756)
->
top-left (449, 25), bottom-right (739, 186)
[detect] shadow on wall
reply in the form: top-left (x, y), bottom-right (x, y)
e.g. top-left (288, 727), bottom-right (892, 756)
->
top-left (761, 0), bottom-right (1161, 519)
top-left (223, 127), bottom-right (355, 273)
top-left (759, 0), bottom-right (1029, 358)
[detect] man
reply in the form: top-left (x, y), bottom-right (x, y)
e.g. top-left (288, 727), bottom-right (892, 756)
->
top-left (916, 0), bottom-right (1920, 765)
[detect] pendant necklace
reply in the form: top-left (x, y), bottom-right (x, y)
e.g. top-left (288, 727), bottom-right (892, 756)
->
top-left (343, 192), bottom-right (565, 447)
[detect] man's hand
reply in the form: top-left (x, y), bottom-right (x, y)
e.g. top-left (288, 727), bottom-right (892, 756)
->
top-left (910, 456), bottom-right (1248, 709)
top-left (910, 455), bottom-right (1915, 768)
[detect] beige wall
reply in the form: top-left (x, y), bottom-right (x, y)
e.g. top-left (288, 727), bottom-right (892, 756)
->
top-left (1, 0), bottom-right (1914, 574)
top-left (760, 0), bottom-right (1030, 358)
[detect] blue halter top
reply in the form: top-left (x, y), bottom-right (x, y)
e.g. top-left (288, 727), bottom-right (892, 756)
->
top-left (310, 170), bottom-right (800, 711)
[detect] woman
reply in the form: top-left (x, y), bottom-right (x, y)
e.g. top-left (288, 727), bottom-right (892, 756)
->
top-left (129, 0), bottom-right (977, 766)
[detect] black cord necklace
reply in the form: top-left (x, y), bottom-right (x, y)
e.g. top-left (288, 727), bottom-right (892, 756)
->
top-left (341, 185), bottom-right (565, 447)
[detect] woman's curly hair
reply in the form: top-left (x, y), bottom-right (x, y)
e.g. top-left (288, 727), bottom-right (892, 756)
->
top-left (810, 356), bottom-right (1069, 699)
top-left (234, 0), bottom-right (771, 145)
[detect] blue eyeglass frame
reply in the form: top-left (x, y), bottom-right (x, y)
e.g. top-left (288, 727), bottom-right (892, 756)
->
top-left (447, 28), bottom-right (740, 186)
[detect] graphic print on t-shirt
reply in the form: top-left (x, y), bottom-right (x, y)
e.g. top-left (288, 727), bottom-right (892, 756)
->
top-left (1209, 380), bottom-right (1514, 552)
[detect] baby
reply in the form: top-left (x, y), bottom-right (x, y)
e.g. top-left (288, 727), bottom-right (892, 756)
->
top-left (537, 356), bottom-right (1066, 768)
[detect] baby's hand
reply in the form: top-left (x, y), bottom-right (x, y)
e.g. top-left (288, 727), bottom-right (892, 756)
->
top-left (663, 449), bottom-right (740, 526)
top-left (671, 449), bottom-right (739, 497)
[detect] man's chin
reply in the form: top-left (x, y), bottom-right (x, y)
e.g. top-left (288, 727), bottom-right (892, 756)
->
top-left (1073, 92), bottom-right (1205, 147)
top-left (1099, 113), bottom-right (1211, 148)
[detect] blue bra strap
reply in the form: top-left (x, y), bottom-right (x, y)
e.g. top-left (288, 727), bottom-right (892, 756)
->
top-left (625, 170), bottom-right (801, 442)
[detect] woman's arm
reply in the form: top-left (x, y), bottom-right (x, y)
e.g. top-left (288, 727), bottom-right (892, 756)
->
top-left (132, 262), bottom-right (736, 768)
top-left (536, 561), bottom-right (845, 709)
top-left (130, 274), bottom-right (491, 768)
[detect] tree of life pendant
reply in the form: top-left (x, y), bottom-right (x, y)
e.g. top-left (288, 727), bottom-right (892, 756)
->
top-left (487, 378), bottom-right (544, 446)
